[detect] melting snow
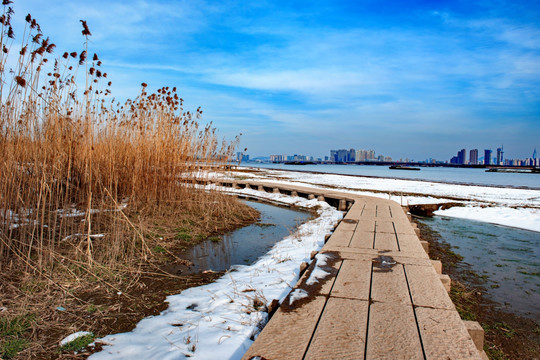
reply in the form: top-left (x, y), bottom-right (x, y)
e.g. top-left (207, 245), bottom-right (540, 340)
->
top-left (90, 189), bottom-right (342, 360)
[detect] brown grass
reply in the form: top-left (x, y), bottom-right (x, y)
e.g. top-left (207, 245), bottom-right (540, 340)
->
top-left (0, 4), bottom-right (252, 286)
top-left (0, 4), bottom-right (261, 358)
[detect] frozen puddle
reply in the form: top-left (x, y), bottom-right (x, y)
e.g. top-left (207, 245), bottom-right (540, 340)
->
top-left (90, 189), bottom-right (343, 360)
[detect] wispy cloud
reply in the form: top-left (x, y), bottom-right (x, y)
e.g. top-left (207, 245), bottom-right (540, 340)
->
top-left (8, 0), bottom-right (540, 159)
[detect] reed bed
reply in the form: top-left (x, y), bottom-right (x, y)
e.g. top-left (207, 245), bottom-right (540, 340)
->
top-left (0, 3), bottom-right (251, 279)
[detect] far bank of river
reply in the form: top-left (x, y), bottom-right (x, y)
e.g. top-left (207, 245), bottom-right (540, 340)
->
top-left (242, 163), bottom-right (540, 189)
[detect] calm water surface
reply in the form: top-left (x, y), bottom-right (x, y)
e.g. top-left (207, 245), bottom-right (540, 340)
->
top-left (181, 200), bottom-right (310, 273)
top-left (243, 163), bottom-right (540, 189)
top-left (417, 216), bottom-right (540, 320)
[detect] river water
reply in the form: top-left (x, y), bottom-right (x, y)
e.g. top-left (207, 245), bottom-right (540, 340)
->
top-left (417, 216), bottom-right (540, 320)
top-left (243, 163), bottom-right (540, 189)
top-left (181, 200), bottom-right (311, 273)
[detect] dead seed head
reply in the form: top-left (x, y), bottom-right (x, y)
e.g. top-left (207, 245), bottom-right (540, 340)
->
top-left (7, 26), bottom-right (14, 38)
top-left (80, 20), bottom-right (91, 36)
top-left (63, 52), bottom-right (68, 59)
top-left (3, 0), bottom-right (14, 4)
top-left (93, 53), bottom-right (99, 61)
top-left (141, 83), bottom-right (147, 87)
top-left (32, 33), bottom-right (42, 43)
top-left (25, 14), bottom-right (32, 23)
top-left (79, 50), bottom-right (87, 65)
top-left (15, 76), bottom-right (26, 87)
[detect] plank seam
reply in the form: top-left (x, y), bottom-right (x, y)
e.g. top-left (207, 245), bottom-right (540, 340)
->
top-left (393, 222), bottom-right (401, 251)
top-left (364, 262), bottom-right (374, 360)
top-left (403, 265), bottom-right (427, 360)
top-left (301, 260), bottom-right (345, 360)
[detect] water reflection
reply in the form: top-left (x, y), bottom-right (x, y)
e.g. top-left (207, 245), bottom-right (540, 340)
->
top-left (418, 216), bottom-right (539, 319)
top-left (181, 200), bottom-right (310, 273)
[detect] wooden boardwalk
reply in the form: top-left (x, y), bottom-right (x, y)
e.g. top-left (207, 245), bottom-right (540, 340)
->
top-left (217, 180), bottom-right (485, 360)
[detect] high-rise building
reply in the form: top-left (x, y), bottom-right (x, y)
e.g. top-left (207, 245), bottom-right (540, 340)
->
top-left (348, 148), bottom-right (356, 162)
top-left (484, 149), bottom-right (492, 165)
top-left (496, 146), bottom-right (504, 165)
top-left (457, 149), bottom-right (466, 164)
top-left (470, 149), bottom-right (478, 165)
top-left (330, 150), bottom-right (337, 162)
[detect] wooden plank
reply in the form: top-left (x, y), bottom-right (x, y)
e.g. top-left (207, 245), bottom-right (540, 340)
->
top-left (355, 219), bottom-right (376, 232)
top-left (416, 307), bottom-right (481, 360)
top-left (397, 234), bottom-right (429, 255)
top-left (326, 228), bottom-right (354, 247)
top-left (349, 230), bottom-right (374, 249)
top-left (373, 232), bottom-right (399, 251)
top-left (371, 264), bottom-right (411, 305)
top-left (338, 220), bottom-right (358, 232)
top-left (331, 259), bottom-right (371, 300)
top-left (405, 265), bottom-right (455, 310)
top-left (366, 302), bottom-right (423, 360)
top-left (392, 219), bottom-right (418, 236)
top-left (322, 247), bottom-right (433, 267)
top-left (305, 297), bottom-right (369, 360)
top-left (374, 220), bottom-right (396, 234)
top-left (376, 205), bottom-right (392, 219)
top-left (241, 296), bottom-right (327, 360)
top-left (360, 207), bottom-right (377, 218)
top-left (344, 204), bottom-right (366, 219)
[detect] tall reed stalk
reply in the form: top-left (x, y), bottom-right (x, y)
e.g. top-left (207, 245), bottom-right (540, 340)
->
top-left (0, 3), bottom-right (241, 274)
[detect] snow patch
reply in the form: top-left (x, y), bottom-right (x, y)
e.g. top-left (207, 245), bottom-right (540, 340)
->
top-left (288, 289), bottom-right (309, 306)
top-left (60, 331), bottom-right (93, 346)
top-left (90, 189), bottom-right (342, 360)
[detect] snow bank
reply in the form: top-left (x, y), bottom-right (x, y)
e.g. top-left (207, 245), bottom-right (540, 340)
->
top-left (435, 206), bottom-right (540, 233)
top-left (90, 189), bottom-right (342, 360)
top-left (217, 169), bottom-right (539, 232)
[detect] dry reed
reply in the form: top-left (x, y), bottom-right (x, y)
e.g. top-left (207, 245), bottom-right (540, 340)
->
top-left (0, 3), bottom-right (248, 278)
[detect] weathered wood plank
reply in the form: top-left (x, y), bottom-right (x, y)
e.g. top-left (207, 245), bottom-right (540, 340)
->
top-left (331, 259), bottom-right (371, 300)
top-left (305, 297), bottom-right (369, 360)
top-left (241, 297), bottom-right (327, 360)
top-left (416, 307), bottom-right (481, 360)
top-left (373, 232), bottom-right (399, 251)
top-left (366, 302), bottom-right (423, 360)
top-left (371, 264), bottom-right (411, 305)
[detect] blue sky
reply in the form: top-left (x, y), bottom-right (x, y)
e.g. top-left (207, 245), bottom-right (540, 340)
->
top-left (9, 0), bottom-right (540, 160)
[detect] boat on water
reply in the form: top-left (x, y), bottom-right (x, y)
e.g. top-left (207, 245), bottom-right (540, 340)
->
top-left (389, 165), bottom-right (420, 171)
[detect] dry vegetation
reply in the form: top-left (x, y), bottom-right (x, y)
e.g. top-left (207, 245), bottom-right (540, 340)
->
top-left (0, 2), bottom-right (258, 358)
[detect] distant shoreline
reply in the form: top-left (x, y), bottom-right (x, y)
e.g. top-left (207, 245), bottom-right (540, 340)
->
top-left (242, 165), bottom-right (540, 191)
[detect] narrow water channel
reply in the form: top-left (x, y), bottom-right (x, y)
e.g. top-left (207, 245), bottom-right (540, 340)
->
top-left (417, 216), bottom-right (539, 320)
top-left (180, 199), bottom-right (311, 273)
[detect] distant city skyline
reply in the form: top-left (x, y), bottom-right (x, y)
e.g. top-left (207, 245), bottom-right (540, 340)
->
top-left (249, 145), bottom-right (538, 164)
top-left (10, 0), bottom-right (540, 158)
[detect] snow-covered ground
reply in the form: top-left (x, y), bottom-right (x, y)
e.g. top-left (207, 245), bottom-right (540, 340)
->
top-left (89, 168), bottom-right (538, 360)
top-left (218, 168), bottom-right (540, 232)
top-left (90, 189), bottom-right (342, 360)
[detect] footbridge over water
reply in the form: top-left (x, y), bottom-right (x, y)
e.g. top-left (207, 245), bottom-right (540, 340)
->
top-left (210, 179), bottom-right (487, 360)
